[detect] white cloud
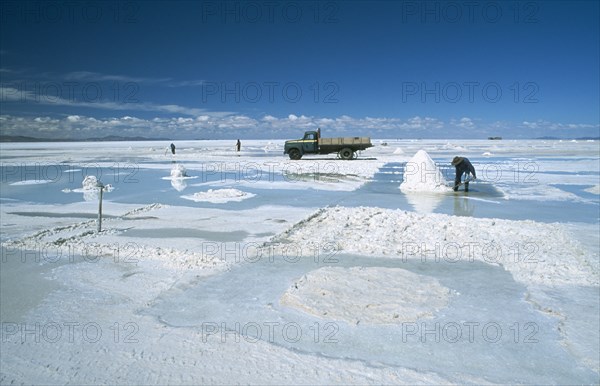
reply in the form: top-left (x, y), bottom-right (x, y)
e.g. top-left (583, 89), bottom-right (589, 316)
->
top-left (520, 120), bottom-right (598, 131)
top-left (404, 116), bottom-right (444, 130)
top-left (64, 71), bottom-right (169, 84)
top-left (63, 71), bottom-right (204, 88)
top-left (1, 114), bottom-right (597, 140)
top-left (450, 117), bottom-right (476, 129)
top-left (0, 86), bottom-right (220, 117)
top-left (0, 113), bottom-right (443, 139)
top-left (2, 67), bottom-right (206, 92)
top-left (168, 80), bottom-right (206, 87)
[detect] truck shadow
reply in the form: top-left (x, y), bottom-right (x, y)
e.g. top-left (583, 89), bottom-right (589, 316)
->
top-left (286, 157), bottom-right (379, 161)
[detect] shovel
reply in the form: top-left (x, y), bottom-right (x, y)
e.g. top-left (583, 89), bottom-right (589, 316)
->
top-left (452, 175), bottom-right (474, 190)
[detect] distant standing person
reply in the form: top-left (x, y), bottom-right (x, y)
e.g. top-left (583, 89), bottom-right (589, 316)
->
top-left (236, 139), bottom-right (241, 152)
top-left (170, 143), bottom-right (176, 155)
top-left (451, 156), bottom-right (476, 192)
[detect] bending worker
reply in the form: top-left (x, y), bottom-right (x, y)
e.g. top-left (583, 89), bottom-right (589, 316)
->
top-left (451, 156), bottom-right (476, 192)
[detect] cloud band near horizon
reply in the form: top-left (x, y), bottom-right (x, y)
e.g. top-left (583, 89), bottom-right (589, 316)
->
top-left (1, 113), bottom-right (597, 140)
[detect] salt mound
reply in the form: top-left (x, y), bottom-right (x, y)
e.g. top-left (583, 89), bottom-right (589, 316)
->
top-left (393, 147), bottom-right (404, 155)
top-left (82, 175), bottom-right (99, 190)
top-left (170, 164), bottom-right (188, 178)
top-left (81, 176), bottom-right (100, 201)
top-left (80, 175), bottom-right (113, 201)
top-left (281, 266), bottom-right (451, 325)
top-left (400, 150), bottom-right (451, 192)
top-left (182, 188), bottom-right (256, 203)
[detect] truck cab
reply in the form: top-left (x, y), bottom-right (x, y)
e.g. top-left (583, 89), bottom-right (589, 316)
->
top-left (284, 130), bottom-right (319, 159)
top-left (300, 131), bottom-right (318, 153)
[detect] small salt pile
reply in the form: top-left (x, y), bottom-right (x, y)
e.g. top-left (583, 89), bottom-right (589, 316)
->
top-left (82, 175), bottom-right (99, 190)
top-left (170, 164), bottom-right (188, 178)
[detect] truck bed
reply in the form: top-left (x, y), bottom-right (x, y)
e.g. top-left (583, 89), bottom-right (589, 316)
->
top-left (319, 137), bottom-right (371, 146)
top-left (318, 137), bottom-right (372, 153)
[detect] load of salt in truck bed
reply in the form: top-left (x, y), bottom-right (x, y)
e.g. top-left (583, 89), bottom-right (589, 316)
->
top-left (283, 130), bottom-right (373, 160)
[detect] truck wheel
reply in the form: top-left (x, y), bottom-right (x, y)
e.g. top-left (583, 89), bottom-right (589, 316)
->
top-left (339, 148), bottom-right (354, 160)
top-left (289, 149), bottom-right (302, 160)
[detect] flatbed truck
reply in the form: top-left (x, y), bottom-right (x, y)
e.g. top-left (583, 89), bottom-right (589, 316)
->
top-left (283, 130), bottom-right (373, 160)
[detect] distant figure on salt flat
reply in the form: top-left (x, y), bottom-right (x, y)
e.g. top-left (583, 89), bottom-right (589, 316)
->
top-left (236, 139), bottom-right (241, 152)
top-left (170, 143), bottom-right (176, 155)
top-left (451, 156), bottom-right (476, 192)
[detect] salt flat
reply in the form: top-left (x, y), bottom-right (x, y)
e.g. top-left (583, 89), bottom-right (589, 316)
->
top-left (1, 139), bottom-right (598, 384)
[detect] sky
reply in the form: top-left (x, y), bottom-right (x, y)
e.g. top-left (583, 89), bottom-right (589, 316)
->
top-left (0, 0), bottom-right (599, 140)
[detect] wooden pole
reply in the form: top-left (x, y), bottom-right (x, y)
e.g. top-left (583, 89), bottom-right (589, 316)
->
top-left (97, 183), bottom-right (104, 232)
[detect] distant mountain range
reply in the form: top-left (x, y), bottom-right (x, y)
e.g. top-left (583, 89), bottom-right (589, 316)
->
top-left (535, 136), bottom-right (599, 140)
top-left (0, 135), bottom-right (171, 142)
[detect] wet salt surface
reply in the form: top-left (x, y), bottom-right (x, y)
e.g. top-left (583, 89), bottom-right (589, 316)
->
top-left (122, 228), bottom-right (252, 242)
top-left (1, 161), bottom-right (598, 224)
top-left (145, 254), bottom-right (596, 384)
top-left (341, 162), bottom-right (599, 223)
top-left (552, 183), bottom-right (600, 199)
top-left (0, 247), bottom-right (68, 322)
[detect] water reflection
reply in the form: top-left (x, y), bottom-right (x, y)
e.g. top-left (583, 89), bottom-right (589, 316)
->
top-left (170, 177), bottom-right (188, 192)
top-left (404, 192), bottom-right (445, 213)
top-left (453, 194), bottom-right (475, 216)
top-left (164, 162), bottom-right (196, 192)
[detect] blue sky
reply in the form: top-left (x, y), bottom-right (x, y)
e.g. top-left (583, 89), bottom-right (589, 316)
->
top-left (1, 0), bottom-right (599, 139)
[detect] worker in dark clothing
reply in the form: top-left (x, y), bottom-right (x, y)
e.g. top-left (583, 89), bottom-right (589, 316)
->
top-left (236, 139), bottom-right (241, 152)
top-left (170, 143), bottom-right (176, 155)
top-left (451, 156), bottom-right (476, 192)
